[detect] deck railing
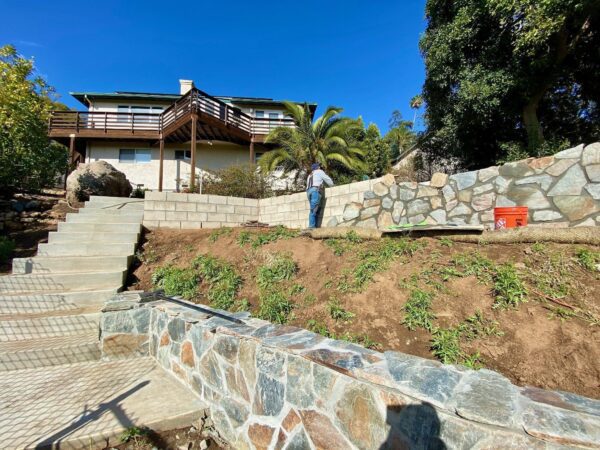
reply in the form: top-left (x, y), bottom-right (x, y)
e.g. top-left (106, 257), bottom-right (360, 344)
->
top-left (49, 88), bottom-right (296, 139)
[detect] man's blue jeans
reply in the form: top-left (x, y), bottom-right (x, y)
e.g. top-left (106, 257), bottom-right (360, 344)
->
top-left (307, 187), bottom-right (322, 228)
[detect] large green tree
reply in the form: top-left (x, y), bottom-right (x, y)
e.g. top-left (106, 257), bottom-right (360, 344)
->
top-left (259, 102), bottom-right (366, 183)
top-left (420, 0), bottom-right (600, 168)
top-left (0, 44), bottom-right (67, 193)
top-left (385, 110), bottom-right (417, 161)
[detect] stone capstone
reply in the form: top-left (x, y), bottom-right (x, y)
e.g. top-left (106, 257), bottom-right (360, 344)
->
top-left (66, 160), bottom-right (132, 204)
top-left (554, 144), bottom-right (584, 159)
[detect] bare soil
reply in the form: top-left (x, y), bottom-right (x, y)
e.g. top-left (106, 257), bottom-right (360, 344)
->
top-left (129, 228), bottom-right (600, 399)
top-left (104, 426), bottom-right (221, 450)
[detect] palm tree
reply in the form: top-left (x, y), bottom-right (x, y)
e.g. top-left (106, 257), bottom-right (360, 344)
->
top-left (386, 110), bottom-right (416, 159)
top-left (259, 102), bottom-right (366, 181)
top-left (409, 94), bottom-right (424, 127)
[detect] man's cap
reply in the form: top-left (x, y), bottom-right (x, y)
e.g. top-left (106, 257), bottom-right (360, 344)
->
top-left (311, 163), bottom-right (320, 170)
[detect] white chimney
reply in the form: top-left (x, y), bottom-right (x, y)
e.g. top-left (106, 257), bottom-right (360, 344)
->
top-left (179, 79), bottom-right (195, 95)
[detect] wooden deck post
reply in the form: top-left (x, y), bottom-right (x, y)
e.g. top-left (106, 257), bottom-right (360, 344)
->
top-left (190, 115), bottom-right (198, 192)
top-left (249, 140), bottom-right (255, 164)
top-left (158, 137), bottom-right (164, 192)
top-left (65, 133), bottom-right (76, 189)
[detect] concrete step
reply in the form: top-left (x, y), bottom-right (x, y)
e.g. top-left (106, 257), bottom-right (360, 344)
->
top-left (0, 312), bottom-right (100, 341)
top-left (85, 199), bottom-right (144, 210)
top-left (0, 290), bottom-right (116, 316)
top-left (0, 357), bottom-right (207, 449)
top-left (65, 213), bottom-right (143, 224)
top-left (78, 208), bottom-right (145, 217)
top-left (12, 255), bottom-right (132, 274)
top-left (0, 332), bottom-right (100, 371)
top-left (0, 271), bottom-right (126, 293)
top-left (47, 231), bottom-right (139, 244)
top-left (89, 195), bottom-right (140, 203)
top-left (58, 221), bottom-right (142, 233)
top-left (37, 242), bottom-right (136, 257)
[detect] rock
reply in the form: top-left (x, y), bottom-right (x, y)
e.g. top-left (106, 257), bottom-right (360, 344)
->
top-left (381, 196), bottom-right (394, 209)
top-left (364, 198), bottom-right (382, 208)
top-left (342, 202), bottom-right (362, 221)
top-left (473, 183), bottom-right (493, 195)
top-left (585, 164), bottom-right (600, 182)
top-left (389, 185), bottom-right (400, 200)
top-left (248, 423), bottom-right (275, 449)
top-left (506, 186), bottom-right (551, 210)
top-left (66, 160), bottom-right (132, 204)
top-left (472, 193), bottom-right (495, 211)
top-left (253, 373), bottom-right (285, 416)
top-left (392, 202), bottom-right (404, 223)
top-left (442, 185), bottom-right (456, 203)
top-left (361, 206), bottom-right (380, 218)
top-left (499, 160), bottom-right (534, 178)
top-left (547, 164), bottom-right (587, 196)
top-left (363, 191), bottom-right (377, 200)
top-left (409, 214), bottom-right (426, 224)
top-left (553, 195), bottom-right (600, 221)
top-left (167, 318), bottom-right (186, 342)
top-left (356, 218), bottom-right (377, 229)
top-left (221, 397), bottom-right (249, 427)
top-left (494, 176), bottom-right (511, 194)
top-left (213, 335), bottom-right (239, 363)
top-left (532, 210), bottom-right (563, 222)
top-left (528, 156), bottom-right (554, 170)
top-left (256, 347), bottom-right (285, 378)
top-left (181, 341), bottom-right (195, 367)
top-left (585, 184), bottom-right (600, 200)
top-left (102, 311), bottom-right (135, 333)
top-left (448, 202), bottom-right (472, 218)
top-left (326, 216), bottom-right (338, 227)
top-left (285, 356), bottom-right (315, 408)
top-left (417, 185), bottom-right (439, 198)
top-left (381, 173), bottom-right (396, 186)
top-left (406, 199), bottom-right (431, 217)
top-left (373, 182), bottom-right (389, 196)
top-left (582, 142), bottom-right (600, 165)
top-left (377, 211), bottom-right (394, 229)
top-left (199, 351), bottom-right (224, 390)
top-left (430, 172), bottom-right (448, 188)
top-left (10, 200), bottom-right (24, 212)
top-left (239, 339), bottom-right (257, 389)
top-left (554, 143), bottom-right (584, 159)
top-left (545, 158), bottom-right (577, 177)
top-left (478, 166), bottom-right (499, 182)
top-left (450, 171), bottom-right (477, 190)
top-left (457, 190), bottom-right (472, 203)
top-left (282, 409), bottom-right (302, 432)
top-left (299, 410), bottom-right (353, 450)
top-left (430, 196), bottom-right (442, 209)
top-left (429, 209), bottom-right (447, 224)
top-left (398, 187), bottom-right (416, 201)
top-left (102, 334), bottom-right (148, 358)
top-left (514, 174), bottom-right (554, 191)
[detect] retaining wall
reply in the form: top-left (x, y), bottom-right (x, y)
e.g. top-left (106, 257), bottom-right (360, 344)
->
top-left (143, 143), bottom-right (600, 230)
top-left (101, 295), bottom-right (600, 449)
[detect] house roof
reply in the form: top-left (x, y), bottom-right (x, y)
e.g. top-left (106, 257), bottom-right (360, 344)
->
top-left (70, 91), bottom-right (318, 111)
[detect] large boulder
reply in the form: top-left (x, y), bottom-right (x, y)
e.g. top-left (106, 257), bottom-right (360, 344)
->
top-left (66, 161), bottom-right (132, 204)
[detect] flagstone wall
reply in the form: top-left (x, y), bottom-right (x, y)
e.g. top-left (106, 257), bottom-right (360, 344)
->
top-left (100, 295), bottom-right (600, 449)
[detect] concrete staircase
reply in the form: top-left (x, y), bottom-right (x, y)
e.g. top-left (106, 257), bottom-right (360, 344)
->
top-left (0, 196), bottom-right (144, 371)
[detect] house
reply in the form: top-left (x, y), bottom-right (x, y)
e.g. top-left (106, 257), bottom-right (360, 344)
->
top-left (48, 80), bottom-right (316, 191)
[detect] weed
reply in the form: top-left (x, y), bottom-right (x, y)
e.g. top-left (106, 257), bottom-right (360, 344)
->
top-left (531, 242), bottom-right (546, 253)
top-left (257, 289), bottom-right (294, 324)
top-left (547, 306), bottom-right (576, 322)
top-left (350, 334), bottom-right (382, 350)
top-left (402, 288), bottom-right (436, 331)
top-left (307, 319), bottom-right (332, 337)
top-left (257, 254), bottom-right (297, 289)
top-left (151, 266), bottom-right (199, 299)
top-left (325, 239), bottom-right (348, 256)
top-left (328, 298), bottom-right (355, 322)
top-left (234, 298), bottom-right (251, 312)
top-left (439, 237), bottom-right (454, 247)
top-left (576, 248), bottom-right (600, 271)
top-left (237, 230), bottom-right (252, 246)
top-left (251, 226), bottom-right (299, 248)
top-left (323, 278), bottom-right (334, 289)
top-left (193, 254), bottom-right (242, 310)
top-left (493, 263), bottom-right (527, 309)
top-left (135, 247), bottom-right (158, 264)
top-left (462, 352), bottom-right (484, 370)
top-left (450, 251), bottom-right (495, 282)
top-left (184, 244), bottom-right (195, 253)
top-left (289, 283), bottom-right (306, 296)
top-left (120, 426), bottom-right (149, 445)
top-left (458, 311), bottom-right (504, 340)
top-left (303, 293), bottom-right (317, 305)
top-left (431, 327), bottom-right (462, 364)
top-left (208, 227), bottom-right (232, 243)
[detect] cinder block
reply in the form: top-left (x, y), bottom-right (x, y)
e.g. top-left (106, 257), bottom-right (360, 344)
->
top-left (159, 221), bottom-right (181, 229)
top-left (142, 220), bottom-right (159, 228)
top-left (144, 210), bottom-right (166, 221)
top-left (196, 203), bottom-right (217, 213)
top-left (166, 211), bottom-right (188, 221)
top-left (180, 221), bottom-right (202, 229)
top-left (227, 197), bottom-right (245, 206)
top-left (260, 197), bottom-right (273, 206)
top-left (176, 202), bottom-right (197, 212)
top-left (226, 214), bottom-right (244, 223)
top-left (166, 192), bottom-right (188, 202)
top-left (201, 222), bottom-right (222, 229)
top-left (145, 191), bottom-right (167, 201)
top-left (187, 193), bottom-right (209, 203)
top-left (154, 201), bottom-right (176, 211)
top-left (244, 198), bottom-right (259, 207)
top-left (209, 213), bottom-right (227, 222)
top-left (187, 212), bottom-right (208, 221)
top-left (208, 195), bottom-right (228, 204)
top-left (143, 201), bottom-right (155, 211)
top-left (217, 204), bottom-right (235, 214)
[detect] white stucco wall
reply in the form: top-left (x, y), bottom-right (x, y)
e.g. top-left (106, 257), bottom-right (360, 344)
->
top-left (85, 140), bottom-right (253, 191)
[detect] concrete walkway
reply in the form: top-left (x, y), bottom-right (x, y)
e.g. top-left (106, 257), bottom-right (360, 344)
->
top-left (0, 197), bottom-right (207, 449)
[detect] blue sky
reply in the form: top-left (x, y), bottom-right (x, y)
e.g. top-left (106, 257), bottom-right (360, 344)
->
top-left (2, 0), bottom-right (427, 132)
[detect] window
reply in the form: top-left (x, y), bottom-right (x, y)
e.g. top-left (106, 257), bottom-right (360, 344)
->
top-left (174, 150), bottom-right (191, 160)
top-left (119, 149), bottom-right (151, 163)
top-left (255, 110), bottom-right (265, 118)
top-left (117, 105), bottom-right (163, 123)
top-left (268, 112), bottom-right (279, 119)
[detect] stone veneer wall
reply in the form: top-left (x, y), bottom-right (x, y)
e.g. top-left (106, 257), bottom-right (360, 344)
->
top-left (143, 143), bottom-right (599, 231)
top-left (101, 295), bottom-right (600, 449)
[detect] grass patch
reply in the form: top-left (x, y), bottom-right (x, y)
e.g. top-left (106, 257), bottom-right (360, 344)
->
top-left (531, 242), bottom-right (546, 253)
top-left (256, 252), bottom-right (297, 324)
top-left (458, 311), bottom-right (504, 340)
top-left (547, 306), bottom-right (577, 322)
top-left (208, 227), bottom-right (232, 243)
top-left (576, 248), bottom-right (600, 271)
top-left (439, 237), bottom-right (454, 247)
top-left (236, 230), bottom-right (252, 246)
top-left (306, 319), bottom-right (381, 350)
top-left (402, 288), bottom-right (435, 331)
top-left (328, 298), bottom-right (355, 322)
top-left (493, 263), bottom-right (527, 309)
top-left (449, 251), bottom-right (495, 282)
top-left (257, 253), bottom-right (297, 289)
top-left (257, 289), bottom-right (294, 324)
top-left (0, 236), bottom-right (15, 264)
top-left (151, 266), bottom-right (199, 299)
top-left (192, 254), bottom-right (242, 310)
top-left (237, 226), bottom-right (299, 249)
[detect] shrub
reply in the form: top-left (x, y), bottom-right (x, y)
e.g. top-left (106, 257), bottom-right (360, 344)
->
top-left (0, 236), bottom-right (15, 264)
top-left (202, 164), bottom-right (272, 199)
top-left (257, 254), bottom-right (297, 289)
top-left (151, 266), bottom-right (199, 299)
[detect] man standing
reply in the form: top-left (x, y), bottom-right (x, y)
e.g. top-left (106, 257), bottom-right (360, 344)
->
top-left (306, 163), bottom-right (334, 228)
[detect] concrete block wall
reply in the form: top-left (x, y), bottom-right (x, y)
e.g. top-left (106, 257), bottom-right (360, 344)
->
top-left (143, 191), bottom-right (259, 230)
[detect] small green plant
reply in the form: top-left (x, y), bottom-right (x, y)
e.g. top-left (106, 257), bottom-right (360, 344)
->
top-left (547, 306), bottom-right (576, 322)
top-left (120, 426), bottom-right (149, 445)
top-left (237, 230), bottom-right (252, 246)
top-left (450, 251), bottom-right (495, 282)
top-left (402, 288), bottom-right (436, 331)
top-left (325, 238), bottom-right (348, 256)
top-left (431, 327), bottom-right (462, 364)
top-left (307, 319), bottom-right (332, 337)
top-left (289, 283), bottom-right (306, 295)
top-left (462, 352), bottom-right (484, 370)
top-left (151, 265), bottom-right (199, 299)
top-left (257, 254), bottom-right (297, 289)
top-left (251, 226), bottom-right (299, 248)
top-left (328, 298), bottom-right (355, 322)
top-left (493, 263), bottom-right (527, 309)
top-left (0, 236), bottom-right (16, 264)
top-left (193, 254), bottom-right (242, 310)
top-left (234, 298), bottom-right (251, 312)
top-left (458, 311), bottom-right (504, 340)
top-left (439, 237), bottom-right (454, 247)
top-left (576, 248), bottom-right (600, 271)
top-left (303, 293), bottom-right (317, 305)
top-left (257, 289), bottom-right (294, 324)
top-left (531, 242), bottom-right (546, 253)
top-left (208, 227), bottom-right (232, 243)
